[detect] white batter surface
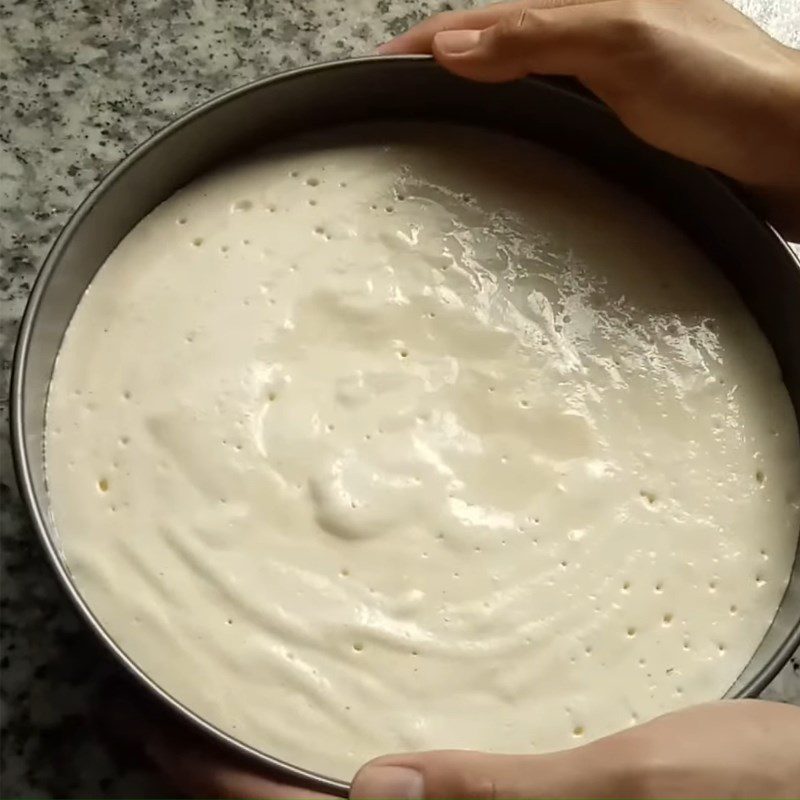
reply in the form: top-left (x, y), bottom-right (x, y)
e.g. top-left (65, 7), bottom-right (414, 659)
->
top-left (46, 125), bottom-right (800, 779)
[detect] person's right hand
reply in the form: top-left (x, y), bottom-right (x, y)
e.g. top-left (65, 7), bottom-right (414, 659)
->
top-left (350, 699), bottom-right (800, 798)
top-left (378, 0), bottom-right (800, 238)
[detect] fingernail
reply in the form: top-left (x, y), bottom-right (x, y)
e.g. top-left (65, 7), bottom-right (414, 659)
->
top-left (351, 765), bottom-right (424, 799)
top-left (434, 29), bottom-right (481, 55)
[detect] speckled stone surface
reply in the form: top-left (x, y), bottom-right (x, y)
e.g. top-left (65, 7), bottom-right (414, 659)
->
top-left (1, 0), bottom-right (799, 796)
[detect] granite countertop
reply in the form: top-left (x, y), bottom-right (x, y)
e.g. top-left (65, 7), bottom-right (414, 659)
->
top-left (1, 0), bottom-right (799, 796)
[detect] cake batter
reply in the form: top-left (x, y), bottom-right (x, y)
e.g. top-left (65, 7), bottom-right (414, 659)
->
top-left (45, 125), bottom-right (800, 779)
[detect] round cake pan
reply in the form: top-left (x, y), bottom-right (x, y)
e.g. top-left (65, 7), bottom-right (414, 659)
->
top-left (11, 56), bottom-right (800, 795)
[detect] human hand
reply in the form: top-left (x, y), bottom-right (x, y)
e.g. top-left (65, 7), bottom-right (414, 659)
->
top-left (120, 698), bottom-right (800, 798)
top-left (349, 700), bottom-right (800, 798)
top-left (102, 683), bottom-right (331, 799)
top-left (378, 0), bottom-right (800, 238)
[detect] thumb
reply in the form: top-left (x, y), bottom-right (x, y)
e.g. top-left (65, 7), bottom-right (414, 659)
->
top-left (430, 3), bottom-right (619, 84)
top-left (350, 746), bottom-right (618, 799)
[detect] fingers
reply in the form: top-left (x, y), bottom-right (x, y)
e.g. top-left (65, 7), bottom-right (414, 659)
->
top-left (377, 0), bottom-right (613, 55)
top-left (377, 2), bottom-right (527, 55)
top-left (350, 746), bottom-right (618, 799)
top-left (428, 2), bottom-right (626, 84)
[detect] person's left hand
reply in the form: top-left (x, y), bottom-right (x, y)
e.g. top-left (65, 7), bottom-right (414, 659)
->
top-left (142, 730), bottom-right (330, 799)
top-left (103, 686), bottom-right (330, 799)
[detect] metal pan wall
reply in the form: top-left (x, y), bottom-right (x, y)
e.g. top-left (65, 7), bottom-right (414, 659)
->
top-left (11, 57), bottom-right (800, 795)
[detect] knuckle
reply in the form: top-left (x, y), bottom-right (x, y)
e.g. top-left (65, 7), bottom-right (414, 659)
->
top-left (588, 729), bottom-right (669, 798)
top-left (459, 775), bottom-right (499, 800)
top-left (495, 6), bottom-right (548, 44)
top-left (435, 753), bottom-right (501, 800)
top-left (622, 732), bottom-right (672, 797)
top-left (477, 780), bottom-right (499, 800)
top-left (611, 0), bottom-right (659, 44)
